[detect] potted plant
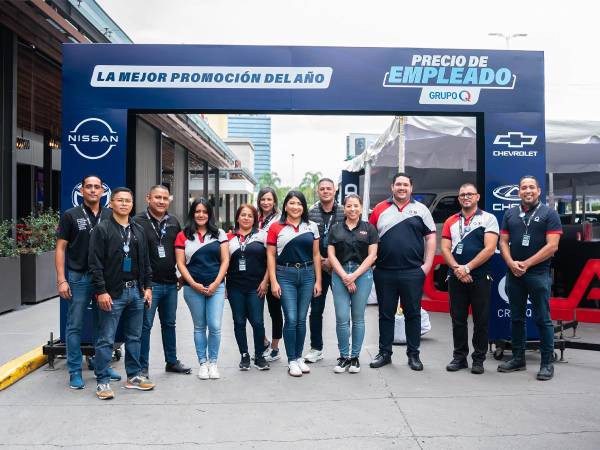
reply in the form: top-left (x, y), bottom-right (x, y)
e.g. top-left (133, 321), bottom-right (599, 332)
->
top-left (0, 219), bottom-right (20, 313)
top-left (18, 209), bottom-right (60, 304)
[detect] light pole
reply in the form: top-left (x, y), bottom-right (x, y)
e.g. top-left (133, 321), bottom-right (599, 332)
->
top-left (291, 153), bottom-right (295, 187)
top-left (488, 33), bottom-right (528, 49)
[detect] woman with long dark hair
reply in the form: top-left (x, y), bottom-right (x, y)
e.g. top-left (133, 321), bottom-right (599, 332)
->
top-left (267, 191), bottom-right (321, 377)
top-left (175, 198), bottom-right (229, 380)
top-left (256, 187), bottom-right (283, 361)
top-left (226, 204), bottom-right (270, 371)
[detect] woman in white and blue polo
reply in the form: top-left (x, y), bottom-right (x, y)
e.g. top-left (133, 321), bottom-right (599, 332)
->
top-left (267, 191), bottom-right (321, 377)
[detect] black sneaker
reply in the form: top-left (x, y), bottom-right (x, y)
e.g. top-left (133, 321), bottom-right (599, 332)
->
top-left (497, 358), bottom-right (526, 373)
top-left (239, 353), bottom-right (251, 371)
top-left (536, 363), bottom-right (554, 381)
top-left (165, 360), bottom-right (192, 374)
top-left (349, 357), bottom-right (361, 373)
top-left (446, 358), bottom-right (468, 372)
top-left (253, 354), bottom-right (270, 371)
top-left (369, 353), bottom-right (392, 368)
top-left (333, 357), bottom-right (351, 373)
top-left (471, 361), bottom-right (484, 375)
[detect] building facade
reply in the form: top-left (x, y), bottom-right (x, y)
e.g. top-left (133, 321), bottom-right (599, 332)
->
top-left (227, 115), bottom-right (271, 184)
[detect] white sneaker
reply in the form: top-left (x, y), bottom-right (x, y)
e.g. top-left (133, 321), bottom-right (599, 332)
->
top-left (288, 360), bottom-right (302, 377)
top-left (297, 358), bottom-right (310, 374)
top-left (208, 363), bottom-right (220, 379)
top-left (304, 348), bottom-right (323, 363)
top-left (198, 363), bottom-right (209, 380)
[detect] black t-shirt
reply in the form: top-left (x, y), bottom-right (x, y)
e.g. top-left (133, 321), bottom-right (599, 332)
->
top-left (133, 211), bottom-right (181, 284)
top-left (500, 203), bottom-right (563, 273)
top-left (120, 223), bottom-right (139, 282)
top-left (328, 220), bottom-right (379, 265)
top-left (56, 204), bottom-right (112, 272)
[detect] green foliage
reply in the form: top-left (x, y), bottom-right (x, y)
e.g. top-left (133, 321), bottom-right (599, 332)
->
top-left (0, 219), bottom-right (18, 258)
top-left (258, 170), bottom-right (324, 208)
top-left (298, 171), bottom-right (323, 206)
top-left (17, 209), bottom-right (60, 255)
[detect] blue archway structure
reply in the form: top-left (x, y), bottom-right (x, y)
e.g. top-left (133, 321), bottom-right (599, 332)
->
top-left (61, 44), bottom-right (545, 342)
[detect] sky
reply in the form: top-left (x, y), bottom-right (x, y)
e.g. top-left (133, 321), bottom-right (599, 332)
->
top-left (97, 0), bottom-right (599, 186)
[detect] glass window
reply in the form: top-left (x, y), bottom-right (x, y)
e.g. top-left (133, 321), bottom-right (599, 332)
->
top-left (432, 196), bottom-right (460, 223)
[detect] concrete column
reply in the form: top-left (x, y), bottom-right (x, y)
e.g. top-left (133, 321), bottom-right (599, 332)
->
top-left (203, 160), bottom-right (209, 199)
top-left (0, 27), bottom-right (16, 221)
top-left (214, 168), bottom-right (220, 225)
top-left (225, 193), bottom-right (231, 229)
top-left (173, 142), bottom-right (187, 222)
top-left (134, 118), bottom-right (160, 213)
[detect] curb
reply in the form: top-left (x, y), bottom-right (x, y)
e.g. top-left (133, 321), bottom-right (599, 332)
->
top-left (0, 345), bottom-right (47, 391)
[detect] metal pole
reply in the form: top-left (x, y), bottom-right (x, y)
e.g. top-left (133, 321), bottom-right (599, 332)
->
top-left (362, 160), bottom-right (371, 221)
top-left (398, 116), bottom-right (406, 172)
top-left (548, 172), bottom-right (554, 208)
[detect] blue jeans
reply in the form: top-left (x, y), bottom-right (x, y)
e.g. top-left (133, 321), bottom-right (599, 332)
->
top-left (95, 287), bottom-right (144, 384)
top-left (331, 263), bottom-right (373, 358)
top-left (277, 265), bottom-right (315, 362)
top-left (65, 271), bottom-right (94, 375)
top-left (183, 283), bottom-right (225, 364)
top-left (140, 283), bottom-right (179, 369)
top-left (506, 271), bottom-right (554, 364)
top-left (227, 286), bottom-right (266, 356)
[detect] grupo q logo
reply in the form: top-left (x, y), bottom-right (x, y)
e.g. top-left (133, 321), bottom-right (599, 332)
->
top-left (492, 184), bottom-right (520, 202)
top-left (67, 118), bottom-right (119, 160)
top-left (71, 182), bottom-right (111, 208)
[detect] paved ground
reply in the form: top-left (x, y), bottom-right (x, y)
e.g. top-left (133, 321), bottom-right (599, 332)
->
top-left (1, 292), bottom-right (600, 449)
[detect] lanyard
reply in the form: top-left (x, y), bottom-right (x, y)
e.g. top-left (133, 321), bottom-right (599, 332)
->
top-left (519, 202), bottom-right (542, 234)
top-left (237, 230), bottom-right (254, 253)
top-left (260, 212), bottom-right (276, 229)
top-left (458, 211), bottom-right (476, 240)
top-left (120, 225), bottom-right (132, 255)
top-left (81, 205), bottom-right (101, 233)
top-left (323, 210), bottom-right (336, 235)
top-left (146, 211), bottom-right (168, 244)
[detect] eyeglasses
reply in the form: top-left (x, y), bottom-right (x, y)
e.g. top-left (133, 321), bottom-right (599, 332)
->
top-left (113, 198), bottom-right (132, 204)
top-left (458, 193), bottom-right (478, 199)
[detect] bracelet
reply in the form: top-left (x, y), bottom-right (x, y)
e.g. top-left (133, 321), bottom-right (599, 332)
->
top-left (57, 280), bottom-right (68, 287)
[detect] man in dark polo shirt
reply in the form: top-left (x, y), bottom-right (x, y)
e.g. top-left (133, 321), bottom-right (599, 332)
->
top-left (305, 178), bottom-right (345, 363)
top-left (134, 185), bottom-right (190, 376)
top-left (498, 175), bottom-right (562, 381)
top-left (89, 187), bottom-right (155, 400)
top-left (441, 183), bottom-right (498, 374)
top-left (55, 174), bottom-right (113, 390)
top-left (369, 173), bottom-right (436, 371)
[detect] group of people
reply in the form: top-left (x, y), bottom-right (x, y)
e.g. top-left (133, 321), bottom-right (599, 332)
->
top-left (56, 172), bottom-right (561, 400)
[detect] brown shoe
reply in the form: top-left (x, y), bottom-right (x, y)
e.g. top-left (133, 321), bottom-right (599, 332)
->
top-left (96, 383), bottom-right (114, 400)
top-left (125, 375), bottom-right (155, 391)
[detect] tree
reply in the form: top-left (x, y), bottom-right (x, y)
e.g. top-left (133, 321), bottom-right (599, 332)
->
top-left (258, 172), bottom-right (282, 191)
top-left (298, 171), bottom-right (322, 206)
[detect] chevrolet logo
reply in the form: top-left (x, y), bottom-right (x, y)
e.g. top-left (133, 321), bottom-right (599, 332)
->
top-left (493, 132), bottom-right (537, 148)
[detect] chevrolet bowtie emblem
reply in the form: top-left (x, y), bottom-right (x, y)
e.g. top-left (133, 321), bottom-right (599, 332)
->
top-left (493, 132), bottom-right (537, 148)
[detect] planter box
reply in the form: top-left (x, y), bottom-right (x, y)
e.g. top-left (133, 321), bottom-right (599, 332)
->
top-left (20, 250), bottom-right (57, 304)
top-left (0, 256), bottom-right (21, 313)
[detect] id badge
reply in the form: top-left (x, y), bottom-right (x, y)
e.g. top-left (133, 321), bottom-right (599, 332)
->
top-left (123, 256), bottom-right (132, 272)
top-left (238, 256), bottom-right (247, 272)
top-left (157, 245), bottom-right (166, 258)
top-left (455, 243), bottom-right (464, 255)
top-left (521, 234), bottom-right (531, 247)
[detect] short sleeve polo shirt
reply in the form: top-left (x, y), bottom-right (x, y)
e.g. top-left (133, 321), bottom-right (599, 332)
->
top-left (328, 220), bottom-right (378, 265)
top-left (442, 209), bottom-right (499, 279)
top-left (369, 197), bottom-right (436, 270)
top-left (258, 212), bottom-right (281, 231)
top-left (226, 228), bottom-right (267, 290)
top-left (174, 229), bottom-right (228, 285)
top-left (267, 220), bottom-right (319, 265)
top-left (500, 203), bottom-right (562, 273)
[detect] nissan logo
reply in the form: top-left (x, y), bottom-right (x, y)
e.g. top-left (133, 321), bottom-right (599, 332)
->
top-left (67, 117), bottom-right (119, 160)
top-left (492, 184), bottom-right (520, 202)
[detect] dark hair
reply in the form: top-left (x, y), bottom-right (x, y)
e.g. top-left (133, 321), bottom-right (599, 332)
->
top-left (317, 178), bottom-right (335, 187)
top-left (519, 175), bottom-right (540, 188)
top-left (392, 172), bottom-right (413, 185)
top-left (235, 204), bottom-right (258, 230)
top-left (110, 187), bottom-right (133, 199)
top-left (81, 174), bottom-right (103, 186)
top-left (279, 190), bottom-right (309, 224)
top-left (343, 193), bottom-right (363, 206)
top-left (459, 183), bottom-right (478, 193)
top-left (148, 184), bottom-right (170, 194)
top-left (184, 197), bottom-right (219, 240)
top-left (257, 187), bottom-right (279, 215)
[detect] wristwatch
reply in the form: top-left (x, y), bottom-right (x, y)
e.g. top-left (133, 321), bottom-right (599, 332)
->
top-left (464, 265), bottom-right (471, 274)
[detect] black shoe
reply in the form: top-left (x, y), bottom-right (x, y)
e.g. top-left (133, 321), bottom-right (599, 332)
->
top-left (536, 363), bottom-right (554, 381)
top-left (369, 353), bottom-right (392, 368)
top-left (497, 358), bottom-right (526, 372)
top-left (408, 354), bottom-right (423, 371)
top-left (165, 360), bottom-right (192, 374)
top-left (471, 362), bottom-right (484, 375)
top-left (253, 354), bottom-right (270, 371)
top-left (349, 357), bottom-right (361, 373)
top-left (239, 353), bottom-right (251, 371)
top-left (446, 358), bottom-right (468, 372)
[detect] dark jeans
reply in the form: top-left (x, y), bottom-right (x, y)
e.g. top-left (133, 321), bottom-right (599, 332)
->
top-left (506, 271), bottom-right (554, 364)
top-left (228, 286), bottom-right (266, 356)
top-left (95, 286), bottom-right (144, 384)
top-left (265, 290), bottom-right (283, 340)
top-left (309, 270), bottom-right (331, 351)
top-left (140, 283), bottom-right (179, 369)
top-left (374, 267), bottom-right (425, 356)
top-left (65, 271), bottom-right (94, 375)
top-left (448, 276), bottom-right (491, 363)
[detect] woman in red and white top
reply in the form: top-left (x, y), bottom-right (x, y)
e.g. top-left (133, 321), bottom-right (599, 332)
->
top-left (175, 198), bottom-right (229, 380)
top-left (267, 190), bottom-right (321, 377)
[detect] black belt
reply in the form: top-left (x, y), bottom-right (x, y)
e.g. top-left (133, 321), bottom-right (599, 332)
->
top-left (124, 280), bottom-right (138, 288)
top-left (277, 261), bottom-right (313, 269)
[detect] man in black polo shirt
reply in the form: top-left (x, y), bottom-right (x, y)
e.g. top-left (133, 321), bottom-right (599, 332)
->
top-left (55, 174), bottom-right (113, 390)
top-left (305, 178), bottom-right (345, 363)
top-left (498, 176), bottom-right (562, 381)
top-left (134, 185), bottom-right (190, 376)
top-left (441, 183), bottom-right (498, 374)
top-left (89, 187), bottom-right (155, 400)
